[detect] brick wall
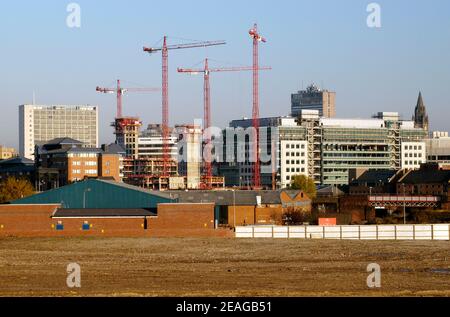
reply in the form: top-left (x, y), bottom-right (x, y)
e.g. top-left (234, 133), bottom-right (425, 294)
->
top-left (227, 205), bottom-right (285, 226)
top-left (0, 204), bottom-right (233, 238)
top-left (0, 204), bottom-right (60, 237)
top-left (227, 206), bottom-right (255, 226)
top-left (149, 203), bottom-right (232, 237)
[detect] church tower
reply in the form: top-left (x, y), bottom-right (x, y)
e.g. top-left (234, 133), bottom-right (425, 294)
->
top-left (412, 92), bottom-right (429, 131)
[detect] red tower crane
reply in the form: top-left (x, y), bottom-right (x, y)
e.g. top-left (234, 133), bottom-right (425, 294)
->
top-left (178, 59), bottom-right (271, 189)
top-left (143, 37), bottom-right (226, 177)
top-left (96, 79), bottom-right (160, 118)
top-left (249, 23), bottom-right (267, 189)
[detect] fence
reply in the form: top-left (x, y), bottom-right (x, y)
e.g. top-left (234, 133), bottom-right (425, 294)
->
top-left (235, 224), bottom-right (450, 241)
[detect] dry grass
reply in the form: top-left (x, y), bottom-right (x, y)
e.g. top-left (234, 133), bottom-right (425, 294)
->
top-left (0, 237), bottom-right (449, 297)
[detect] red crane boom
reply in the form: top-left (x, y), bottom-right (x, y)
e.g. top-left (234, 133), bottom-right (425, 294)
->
top-left (143, 37), bottom-right (226, 177)
top-left (178, 59), bottom-right (271, 189)
top-left (96, 79), bottom-right (160, 118)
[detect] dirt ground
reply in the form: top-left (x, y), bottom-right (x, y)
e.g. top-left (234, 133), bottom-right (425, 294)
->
top-left (0, 237), bottom-right (449, 297)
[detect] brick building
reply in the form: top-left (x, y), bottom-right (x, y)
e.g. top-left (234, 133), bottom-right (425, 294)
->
top-left (36, 138), bottom-right (122, 190)
top-left (4, 179), bottom-right (312, 236)
top-left (397, 164), bottom-right (450, 197)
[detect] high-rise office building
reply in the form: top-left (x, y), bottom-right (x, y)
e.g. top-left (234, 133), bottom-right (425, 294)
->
top-left (291, 84), bottom-right (336, 118)
top-left (19, 105), bottom-right (98, 160)
top-left (223, 110), bottom-right (427, 188)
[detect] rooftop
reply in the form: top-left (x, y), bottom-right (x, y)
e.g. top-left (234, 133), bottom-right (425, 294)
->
top-left (52, 208), bottom-right (157, 218)
top-left (399, 169), bottom-right (450, 184)
top-left (0, 157), bottom-right (34, 166)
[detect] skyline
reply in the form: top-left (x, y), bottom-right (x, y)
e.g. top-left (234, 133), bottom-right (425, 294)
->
top-left (2, 0), bottom-right (450, 149)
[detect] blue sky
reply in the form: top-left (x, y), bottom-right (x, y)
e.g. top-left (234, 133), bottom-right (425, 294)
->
top-left (1, 0), bottom-right (450, 148)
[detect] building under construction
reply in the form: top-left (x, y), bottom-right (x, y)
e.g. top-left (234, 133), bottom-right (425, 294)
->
top-left (115, 119), bottom-right (224, 190)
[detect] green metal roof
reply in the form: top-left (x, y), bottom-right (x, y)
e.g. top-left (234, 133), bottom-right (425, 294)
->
top-left (12, 179), bottom-right (175, 209)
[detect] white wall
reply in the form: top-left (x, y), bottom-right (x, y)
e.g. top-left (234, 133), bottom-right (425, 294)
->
top-left (280, 140), bottom-right (308, 188)
top-left (401, 142), bottom-right (426, 169)
top-left (236, 225), bottom-right (450, 241)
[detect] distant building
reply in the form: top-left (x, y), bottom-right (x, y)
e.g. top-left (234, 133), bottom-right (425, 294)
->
top-left (19, 105), bottom-right (99, 160)
top-left (138, 124), bottom-right (178, 163)
top-left (175, 125), bottom-right (202, 190)
top-left (349, 169), bottom-right (399, 195)
top-left (398, 163), bottom-right (450, 197)
top-left (291, 84), bottom-right (336, 118)
top-left (0, 146), bottom-right (17, 160)
top-left (114, 117), bottom-right (143, 160)
top-left (412, 92), bottom-right (429, 131)
top-left (35, 138), bottom-right (121, 191)
top-left (0, 157), bottom-right (36, 183)
top-left (224, 110), bottom-right (427, 188)
top-left (401, 142), bottom-right (426, 169)
top-left (425, 131), bottom-right (450, 169)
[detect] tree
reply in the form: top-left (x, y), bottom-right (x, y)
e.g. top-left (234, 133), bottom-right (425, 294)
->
top-left (0, 177), bottom-right (35, 203)
top-left (282, 207), bottom-right (313, 225)
top-left (290, 174), bottom-right (317, 199)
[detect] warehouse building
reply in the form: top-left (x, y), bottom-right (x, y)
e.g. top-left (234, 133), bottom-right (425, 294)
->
top-left (1, 179), bottom-right (309, 237)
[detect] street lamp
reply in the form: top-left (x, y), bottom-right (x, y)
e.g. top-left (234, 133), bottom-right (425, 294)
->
top-left (83, 188), bottom-right (91, 209)
top-left (402, 183), bottom-right (406, 225)
top-left (232, 189), bottom-right (236, 229)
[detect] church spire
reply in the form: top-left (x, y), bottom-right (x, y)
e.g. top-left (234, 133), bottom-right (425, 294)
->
top-left (413, 92), bottom-right (429, 131)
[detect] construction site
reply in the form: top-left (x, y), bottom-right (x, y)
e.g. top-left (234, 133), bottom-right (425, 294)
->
top-left (92, 25), bottom-right (268, 191)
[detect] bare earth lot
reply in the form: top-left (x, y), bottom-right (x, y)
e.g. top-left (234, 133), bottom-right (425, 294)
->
top-left (0, 237), bottom-right (449, 297)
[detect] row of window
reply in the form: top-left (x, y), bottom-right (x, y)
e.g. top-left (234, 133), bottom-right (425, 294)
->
top-left (68, 153), bottom-right (98, 158)
top-left (285, 144), bottom-right (306, 149)
top-left (404, 145), bottom-right (423, 150)
top-left (72, 169), bottom-right (97, 175)
top-left (286, 168), bottom-right (306, 174)
top-left (285, 152), bottom-right (306, 157)
top-left (403, 153), bottom-right (422, 158)
top-left (403, 160), bottom-right (423, 166)
top-left (285, 160), bottom-right (306, 165)
top-left (72, 161), bottom-right (97, 166)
